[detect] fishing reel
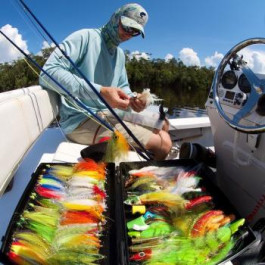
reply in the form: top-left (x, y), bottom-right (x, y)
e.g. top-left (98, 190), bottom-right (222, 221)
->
top-left (212, 38), bottom-right (265, 133)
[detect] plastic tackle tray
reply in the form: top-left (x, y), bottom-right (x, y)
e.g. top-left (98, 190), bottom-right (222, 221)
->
top-left (117, 159), bottom-right (259, 265)
top-left (0, 162), bottom-right (116, 265)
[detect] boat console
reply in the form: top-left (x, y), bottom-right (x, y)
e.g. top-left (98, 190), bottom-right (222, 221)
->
top-left (206, 39), bottom-right (265, 234)
top-left (216, 69), bottom-right (252, 109)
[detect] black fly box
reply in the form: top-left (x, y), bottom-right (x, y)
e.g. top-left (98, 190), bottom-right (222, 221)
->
top-left (0, 160), bottom-right (260, 265)
top-left (116, 159), bottom-right (260, 265)
top-left (0, 162), bottom-right (117, 265)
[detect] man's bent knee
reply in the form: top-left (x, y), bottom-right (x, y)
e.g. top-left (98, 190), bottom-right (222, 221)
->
top-left (146, 131), bottom-right (172, 160)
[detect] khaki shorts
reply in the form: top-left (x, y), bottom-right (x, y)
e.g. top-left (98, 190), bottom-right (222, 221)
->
top-left (66, 116), bottom-right (153, 146)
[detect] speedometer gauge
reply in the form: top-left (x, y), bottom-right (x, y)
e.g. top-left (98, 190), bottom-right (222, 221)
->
top-left (221, 70), bottom-right (237, 89)
top-left (238, 73), bottom-right (251, 93)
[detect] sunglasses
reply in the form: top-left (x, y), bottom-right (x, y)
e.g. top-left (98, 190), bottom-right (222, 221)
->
top-left (120, 22), bottom-right (141, 37)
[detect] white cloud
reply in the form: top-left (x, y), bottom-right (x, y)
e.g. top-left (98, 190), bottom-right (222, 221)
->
top-left (41, 41), bottom-right (55, 50)
top-left (205, 51), bottom-right (223, 68)
top-left (40, 41), bottom-right (56, 54)
top-left (0, 24), bottom-right (29, 63)
top-left (179, 48), bottom-right (200, 67)
top-left (36, 41), bottom-right (56, 56)
top-left (165, 53), bottom-right (174, 63)
top-left (130, 50), bottom-right (150, 60)
top-left (42, 40), bottom-right (50, 50)
top-left (239, 48), bottom-right (265, 74)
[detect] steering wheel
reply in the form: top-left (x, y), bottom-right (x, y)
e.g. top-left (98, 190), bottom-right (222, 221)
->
top-left (212, 38), bottom-right (265, 132)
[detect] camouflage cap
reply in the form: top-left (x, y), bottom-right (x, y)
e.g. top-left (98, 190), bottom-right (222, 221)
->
top-left (119, 3), bottom-right (148, 38)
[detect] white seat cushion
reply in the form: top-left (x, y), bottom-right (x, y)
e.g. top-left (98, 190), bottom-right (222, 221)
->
top-left (0, 86), bottom-right (58, 195)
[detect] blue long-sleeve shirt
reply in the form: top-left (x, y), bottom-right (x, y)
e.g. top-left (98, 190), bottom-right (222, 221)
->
top-left (39, 28), bottom-right (132, 134)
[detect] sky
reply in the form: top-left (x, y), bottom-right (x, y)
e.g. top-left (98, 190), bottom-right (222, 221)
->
top-left (1, 0), bottom-right (265, 68)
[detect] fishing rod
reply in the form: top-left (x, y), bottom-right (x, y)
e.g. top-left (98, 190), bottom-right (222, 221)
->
top-left (0, 30), bottom-right (114, 132)
top-left (18, 0), bottom-right (152, 161)
top-left (1, 30), bottom-right (153, 162)
top-left (1, 30), bottom-right (153, 161)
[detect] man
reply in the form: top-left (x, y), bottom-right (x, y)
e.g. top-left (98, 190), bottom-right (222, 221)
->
top-left (40, 3), bottom-right (172, 160)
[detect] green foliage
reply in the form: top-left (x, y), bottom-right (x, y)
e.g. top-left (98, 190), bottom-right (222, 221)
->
top-left (0, 48), bottom-right (214, 108)
top-left (126, 57), bottom-right (214, 108)
top-left (0, 48), bottom-right (54, 92)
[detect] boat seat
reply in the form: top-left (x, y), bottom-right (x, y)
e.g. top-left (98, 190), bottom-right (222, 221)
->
top-left (0, 85), bottom-right (59, 195)
top-left (0, 85), bottom-right (42, 103)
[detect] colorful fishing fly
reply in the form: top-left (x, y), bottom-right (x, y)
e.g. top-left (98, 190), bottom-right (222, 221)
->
top-left (125, 191), bottom-right (187, 210)
top-left (104, 130), bottom-right (130, 162)
top-left (128, 165), bottom-right (182, 180)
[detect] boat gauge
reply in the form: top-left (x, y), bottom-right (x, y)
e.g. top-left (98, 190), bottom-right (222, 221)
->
top-left (221, 70), bottom-right (237, 89)
top-left (238, 73), bottom-right (251, 93)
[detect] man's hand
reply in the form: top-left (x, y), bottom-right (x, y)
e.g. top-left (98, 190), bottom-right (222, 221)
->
top-left (129, 93), bottom-right (147, 112)
top-left (100, 87), bottom-right (130, 110)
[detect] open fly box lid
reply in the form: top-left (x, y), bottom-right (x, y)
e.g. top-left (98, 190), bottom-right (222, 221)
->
top-left (0, 162), bottom-right (117, 265)
top-left (117, 159), bottom-right (260, 265)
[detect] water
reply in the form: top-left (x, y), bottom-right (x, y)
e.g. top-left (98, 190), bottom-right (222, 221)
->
top-left (144, 105), bottom-right (208, 119)
top-left (168, 107), bottom-right (208, 119)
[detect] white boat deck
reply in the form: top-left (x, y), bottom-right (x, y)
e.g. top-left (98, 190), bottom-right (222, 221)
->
top-left (169, 116), bottom-right (210, 130)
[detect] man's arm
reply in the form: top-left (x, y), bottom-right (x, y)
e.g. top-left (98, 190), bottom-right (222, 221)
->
top-left (39, 30), bottom-right (102, 99)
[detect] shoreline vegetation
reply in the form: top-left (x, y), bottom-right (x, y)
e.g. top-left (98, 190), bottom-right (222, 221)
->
top-left (0, 48), bottom-right (214, 109)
